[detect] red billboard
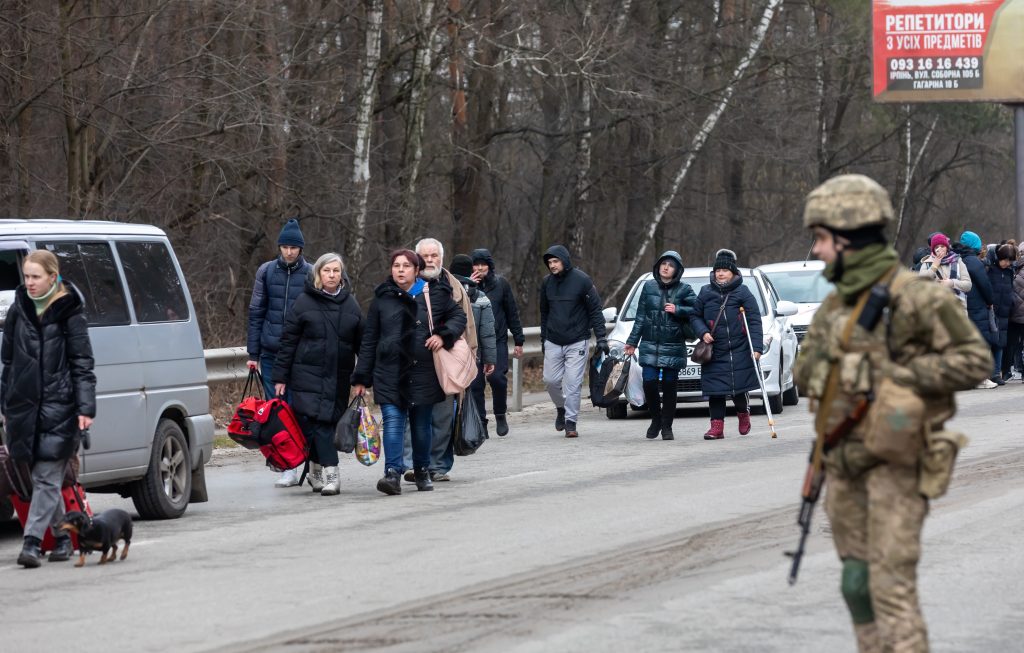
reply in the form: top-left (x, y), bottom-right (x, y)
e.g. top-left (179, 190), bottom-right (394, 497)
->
top-left (873, 0), bottom-right (1024, 103)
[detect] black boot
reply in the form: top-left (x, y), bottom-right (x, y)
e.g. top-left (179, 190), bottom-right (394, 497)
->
top-left (376, 468), bottom-right (402, 496)
top-left (555, 407), bottom-right (566, 432)
top-left (17, 536), bottom-right (42, 569)
top-left (643, 380), bottom-right (661, 439)
top-left (661, 379), bottom-right (678, 440)
top-left (49, 534), bottom-right (74, 562)
top-left (414, 467), bottom-right (434, 492)
top-left (495, 414), bottom-right (509, 437)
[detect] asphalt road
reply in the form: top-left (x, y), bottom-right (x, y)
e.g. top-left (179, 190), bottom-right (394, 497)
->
top-left (3, 385), bottom-right (1023, 653)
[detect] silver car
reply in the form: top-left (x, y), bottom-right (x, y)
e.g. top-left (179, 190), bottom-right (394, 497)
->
top-left (604, 266), bottom-right (799, 419)
top-left (755, 260), bottom-right (832, 349)
top-left (0, 220), bottom-right (214, 520)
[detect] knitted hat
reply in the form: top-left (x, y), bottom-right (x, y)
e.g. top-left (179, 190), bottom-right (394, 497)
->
top-left (929, 233), bottom-right (950, 253)
top-left (712, 248), bottom-right (739, 275)
top-left (959, 231), bottom-right (982, 252)
top-left (449, 254), bottom-right (474, 278)
top-left (277, 219), bottom-right (305, 248)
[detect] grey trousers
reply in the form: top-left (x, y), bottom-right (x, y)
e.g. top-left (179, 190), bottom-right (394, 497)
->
top-left (403, 396), bottom-right (457, 471)
top-left (543, 339), bottom-right (589, 423)
top-left (24, 459), bottom-right (67, 541)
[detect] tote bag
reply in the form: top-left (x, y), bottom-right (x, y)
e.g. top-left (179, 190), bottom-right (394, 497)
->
top-left (424, 283), bottom-right (478, 395)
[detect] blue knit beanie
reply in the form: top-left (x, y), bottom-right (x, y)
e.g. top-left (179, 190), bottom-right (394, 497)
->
top-left (278, 219), bottom-right (305, 248)
top-left (959, 230), bottom-right (982, 252)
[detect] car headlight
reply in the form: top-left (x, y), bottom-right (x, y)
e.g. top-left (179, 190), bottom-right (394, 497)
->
top-left (763, 335), bottom-right (774, 348)
top-left (607, 339), bottom-right (626, 358)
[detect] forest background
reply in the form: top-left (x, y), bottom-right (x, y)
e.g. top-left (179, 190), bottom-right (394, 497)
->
top-left (1, 0), bottom-right (1016, 347)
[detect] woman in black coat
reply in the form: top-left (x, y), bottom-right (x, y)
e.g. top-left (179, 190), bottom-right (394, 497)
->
top-left (987, 244), bottom-right (1017, 385)
top-left (690, 249), bottom-right (763, 440)
top-left (273, 253), bottom-right (363, 496)
top-left (352, 249), bottom-right (467, 496)
top-left (1, 250), bottom-right (95, 568)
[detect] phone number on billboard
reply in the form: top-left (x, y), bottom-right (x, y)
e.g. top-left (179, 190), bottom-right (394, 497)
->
top-left (888, 57), bottom-right (980, 72)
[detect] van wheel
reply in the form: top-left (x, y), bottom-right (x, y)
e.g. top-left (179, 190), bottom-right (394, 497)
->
top-left (132, 419), bottom-right (191, 520)
top-left (768, 392), bottom-right (784, 415)
top-left (605, 402), bottom-right (628, 420)
top-left (783, 383), bottom-right (800, 406)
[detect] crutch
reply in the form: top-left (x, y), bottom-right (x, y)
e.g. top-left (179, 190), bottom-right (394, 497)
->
top-left (739, 306), bottom-right (778, 439)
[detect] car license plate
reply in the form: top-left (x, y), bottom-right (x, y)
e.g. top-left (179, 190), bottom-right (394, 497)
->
top-left (680, 366), bottom-right (701, 378)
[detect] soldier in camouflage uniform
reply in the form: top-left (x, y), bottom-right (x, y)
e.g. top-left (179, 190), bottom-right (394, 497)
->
top-left (793, 174), bottom-right (992, 653)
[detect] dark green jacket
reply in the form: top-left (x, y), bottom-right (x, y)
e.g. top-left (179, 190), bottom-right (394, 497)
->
top-left (626, 251), bottom-right (697, 370)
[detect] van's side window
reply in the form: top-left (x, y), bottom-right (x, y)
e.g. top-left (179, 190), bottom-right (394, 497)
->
top-left (116, 241), bottom-right (190, 323)
top-left (41, 242), bottom-right (131, 327)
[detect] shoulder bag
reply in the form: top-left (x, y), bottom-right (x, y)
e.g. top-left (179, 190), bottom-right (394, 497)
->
top-left (690, 294), bottom-right (730, 364)
top-left (424, 283), bottom-right (478, 395)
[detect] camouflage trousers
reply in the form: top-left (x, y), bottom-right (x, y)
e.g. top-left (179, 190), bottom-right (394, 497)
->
top-left (825, 460), bottom-right (930, 653)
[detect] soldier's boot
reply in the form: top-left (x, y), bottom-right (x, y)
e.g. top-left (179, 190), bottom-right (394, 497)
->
top-left (737, 411), bottom-right (752, 435)
top-left (703, 419), bottom-right (725, 440)
top-left (643, 380), bottom-right (661, 439)
top-left (853, 623), bottom-right (881, 653)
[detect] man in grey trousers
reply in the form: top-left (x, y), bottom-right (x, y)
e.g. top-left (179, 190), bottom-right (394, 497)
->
top-left (540, 245), bottom-right (608, 438)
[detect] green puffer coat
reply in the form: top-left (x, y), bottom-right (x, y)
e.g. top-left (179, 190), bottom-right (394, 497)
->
top-left (626, 251), bottom-right (698, 370)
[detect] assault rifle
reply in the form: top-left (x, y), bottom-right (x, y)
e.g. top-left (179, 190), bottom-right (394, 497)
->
top-left (786, 394), bottom-right (872, 585)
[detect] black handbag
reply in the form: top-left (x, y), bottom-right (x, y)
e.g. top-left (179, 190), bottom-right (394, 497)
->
top-left (691, 294), bottom-right (730, 364)
top-left (334, 396), bottom-right (362, 454)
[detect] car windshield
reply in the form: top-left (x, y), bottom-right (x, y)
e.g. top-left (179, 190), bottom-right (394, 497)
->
top-left (763, 269), bottom-right (833, 304)
top-left (622, 274), bottom-right (766, 321)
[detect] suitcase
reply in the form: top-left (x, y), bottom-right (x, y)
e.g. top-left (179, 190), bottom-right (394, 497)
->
top-left (10, 483), bottom-right (92, 553)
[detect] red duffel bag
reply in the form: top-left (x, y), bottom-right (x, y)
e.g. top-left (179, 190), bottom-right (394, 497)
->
top-left (227, 370), bottom-right (266, 450)
top-left (252, 398), bottom-right (307, 472)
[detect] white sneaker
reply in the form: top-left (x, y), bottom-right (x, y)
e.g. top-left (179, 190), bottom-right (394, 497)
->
top-left (976, 379), bottom-right (998, 389)
top-left (274, 467), bottom-right (301, 488)
top-left (307, 464), bottom-right (325, 493)
top-left (320, 466), bottom-right (340, 496)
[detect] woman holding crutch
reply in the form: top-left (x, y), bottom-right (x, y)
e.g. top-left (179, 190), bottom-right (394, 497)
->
top-left (690, 249), bottom-right (763, 439)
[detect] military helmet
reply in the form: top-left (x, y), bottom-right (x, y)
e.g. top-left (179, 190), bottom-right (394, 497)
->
top-left (802, 174), bottom-right (894, 231)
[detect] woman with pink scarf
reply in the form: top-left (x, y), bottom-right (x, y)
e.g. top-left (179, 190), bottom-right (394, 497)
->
top-left (918, 232), bottom-right (971, 309)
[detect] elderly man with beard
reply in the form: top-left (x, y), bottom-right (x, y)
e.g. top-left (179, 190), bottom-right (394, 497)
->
top-left (401, 238), bottom-right (477, 483)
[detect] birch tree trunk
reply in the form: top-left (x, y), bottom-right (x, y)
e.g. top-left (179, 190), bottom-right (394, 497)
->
top-left (569, 0), bottom-right (594, 258)
top-left (892, 113), bottom-right (940, 248)
top-left (605, 0), bottom-right (783, 302)
top-left (350, 0), bottom-right (384, 273)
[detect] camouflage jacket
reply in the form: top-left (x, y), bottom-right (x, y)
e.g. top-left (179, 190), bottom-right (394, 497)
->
top-left (794, 268), bottom-right (992, 442)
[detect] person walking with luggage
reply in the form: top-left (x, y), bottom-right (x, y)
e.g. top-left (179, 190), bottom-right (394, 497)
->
top-left (540, 245), bottom-right (608, 439)
top-left (917, 233), bottom-right (971, 309)
top-left (271, 253), bottom-right (363, 496)
top-left (469, 248), bottom-right (525, 436)
top-left (691, 249), bottom-right (763, 440)
top-left (623, 251), bottom-right (697, 440)
top-left (1, 250), bottom-right (95, 568)
top-left (352, 250), bottom-right (467, 495)
top-left (794, 174), bottom-right (991, 652)
top-left (247, 218), bottom-right (314, 488)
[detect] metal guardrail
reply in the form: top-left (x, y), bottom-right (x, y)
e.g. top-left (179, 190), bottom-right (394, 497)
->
top-left (204, 324), bottom-right (613, 413)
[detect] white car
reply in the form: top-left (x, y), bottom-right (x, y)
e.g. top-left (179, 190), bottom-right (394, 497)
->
top-left (603, 266), bottom-right (799, 419)
top-left (755, 260), bottom-right (833, 350)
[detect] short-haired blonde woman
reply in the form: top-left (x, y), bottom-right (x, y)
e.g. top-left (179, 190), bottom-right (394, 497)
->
top-left (272, 253), bottom-right (364, 496)
top-left (2, 250), bottom-right (95, 568)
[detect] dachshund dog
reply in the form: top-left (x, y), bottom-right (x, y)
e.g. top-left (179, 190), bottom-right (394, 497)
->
top-left (57, 509), bottom-right (133, 567)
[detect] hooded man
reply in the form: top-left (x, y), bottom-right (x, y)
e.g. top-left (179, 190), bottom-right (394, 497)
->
top-left (469, 248), bottom-right (525, 436)
top-left (794, 174), bottom-right (991, 652)
top-left (540, 245), bottom-right (608, 439)
top-left (247, 218), bottom-right (313, 488)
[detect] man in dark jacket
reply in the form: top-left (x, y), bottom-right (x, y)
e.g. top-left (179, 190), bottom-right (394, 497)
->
top-left (470, 248), bottom-right (525, 436)
top-left (987, 244), bottom-right (1016, 384)
top-left (956, 230), bottom-right (998, 389)
top-left (540, 245), bottom-right (608, 438)
top-left (246, 218), bottom-right (313, 487)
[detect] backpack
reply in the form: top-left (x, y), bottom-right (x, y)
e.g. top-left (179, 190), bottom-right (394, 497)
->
top-left (251, 398), bottom-right (308, 472)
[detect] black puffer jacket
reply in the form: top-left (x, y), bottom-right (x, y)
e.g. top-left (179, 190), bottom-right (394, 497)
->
top-left (987, 262), bottom-right (1014, 349)
top-left (691, 273), bottom-right (763, 397)
top-left (955, 243), bottom-right (996, 346)
top-left (539, 245), bottom-right (606, 346)
top-left (1, 283), bottom-right (96, 463)
top-left (246, 255), bottom-right (313, 360)
top-left (352, 276), bottom-right (467, 408)
top-left (625, 251), bottom-right (698, 370)
top-left (272, 278), bottom-right (364, 424)
top-left (471, 249), bottom-right (525, 346)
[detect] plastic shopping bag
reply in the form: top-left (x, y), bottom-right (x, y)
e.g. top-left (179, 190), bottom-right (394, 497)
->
top-left (354, 404), bottom-right (382, 466)
top-left (624, 356), bottom-right (645, 407)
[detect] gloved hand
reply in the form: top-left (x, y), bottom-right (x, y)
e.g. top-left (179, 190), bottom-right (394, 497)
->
top-left (596, 339), bottom-right (610, 355)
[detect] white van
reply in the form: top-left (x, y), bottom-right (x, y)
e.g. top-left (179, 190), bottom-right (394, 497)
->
top-left (0, 220), bottom-right (214, 520)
